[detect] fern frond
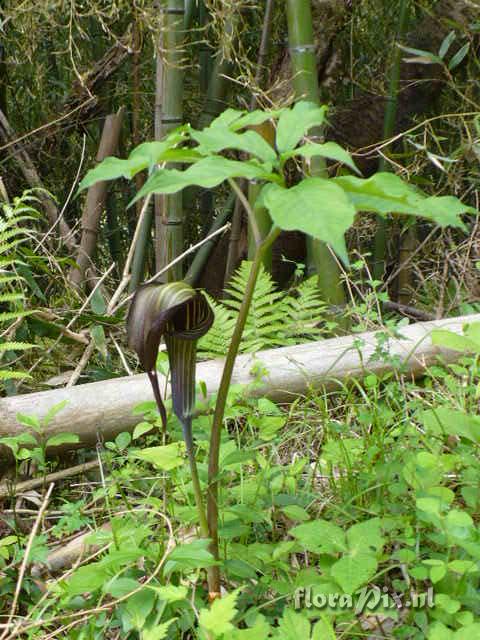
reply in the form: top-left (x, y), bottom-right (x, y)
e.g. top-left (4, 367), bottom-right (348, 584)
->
top-left (197, 261), bottom-right (327, 358)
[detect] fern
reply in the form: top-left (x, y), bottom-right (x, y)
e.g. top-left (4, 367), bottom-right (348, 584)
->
top-left (198, 261), bottom-right (326, 358)
top-left (0, 192), bottom-right (39, 385)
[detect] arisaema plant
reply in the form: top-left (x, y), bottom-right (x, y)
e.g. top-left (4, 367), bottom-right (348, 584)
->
top-left (127, 281), bottom-right (213, 539)
top-left (80, 100), bottom-right (476, 598)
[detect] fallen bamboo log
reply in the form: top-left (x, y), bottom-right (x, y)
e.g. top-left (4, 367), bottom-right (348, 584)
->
top-left (0, 314), bottom-right (478, 453)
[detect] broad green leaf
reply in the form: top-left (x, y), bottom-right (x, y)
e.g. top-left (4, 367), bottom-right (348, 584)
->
top-left (249, 415), bottom-right (286, 441)
top-left (281, 505), bottom-right (310, 522)
top-left (333, 173), bottom-right (473, 227)
top-left (147, 584), bottom-right (188, 602)
top-left (346, 518), bottom-right (384, 554)
top-left (65, 563), bottom-right (110, 595)
top-left (190, 125), bottom-right (276, 163)
top-left (230, 109), bottom-right (281, 131)
top-left (449, 43), bottom-right (470, 70)
top-left (275, 609), bottom-right (310, 640)
top-left (199, 588), bottom-right (241, 637)
top-left (276, 101), bottom-right (328, 153)
top-left (90, 288), bottom-right (107, 315)
top-left (16, 412), bottom-right (40, 429)
top-left (431, 328), bottom-right (480, 353)
top-left (91, 324), bottom-right (107, 358)
top-left (262, 179), bottom-right (355, 264)
top-left (291, 519), bottom-right (347, 554)
top-left (454, 625), bottom-right (480, 639)
top-left (143, 619), bottom-right (177, 640)
top-left (133, 156), bottom-right (268, 204)
top-left (126, 589), bottom-right (156, 630)
top-left (46, 432), bottom-right (79, 448)
top-left (419, 408), bottom-right (480, 443)
top-left (428, 622), bottom-right (454, 640)
top-left (283, 141), bottom-right (359, 173)
top-left (133, 421), bottom-right (154, 439)
top-left (132, 442), bottom-right (185, 470)
top-left (163, 539), bottom-right (218, 575)
top-left (231, 615), bottom-right (271, 639)
top-left (331, 553), bottom-right (378, 593)
top-left (104, 577), bottom-right (139, 597)
top-left (78, 133), bottom-right (185, 191)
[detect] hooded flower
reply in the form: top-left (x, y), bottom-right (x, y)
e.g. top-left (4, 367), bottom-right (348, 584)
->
top-left (127, 281), bottom-right (213, 440)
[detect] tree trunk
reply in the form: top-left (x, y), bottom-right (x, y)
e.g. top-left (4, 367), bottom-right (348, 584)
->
top-left (0, 314), bottom-right (477, 456)
top-left (69, 108), bottom-right (124, 287)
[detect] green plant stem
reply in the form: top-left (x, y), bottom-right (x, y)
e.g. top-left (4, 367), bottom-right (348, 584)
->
top-left (206, 225), bottom-right (280, 597)
top-left (373, 0), bottom-right (409, 281)
top-left (247, 181), bottom-right (272, 272)
top-left (183, 418), bottom-right (209, 538)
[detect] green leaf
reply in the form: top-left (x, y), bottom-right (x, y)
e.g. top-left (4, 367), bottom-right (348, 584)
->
top-left (283, 141), bottom-right (359, 173)
top-left (91, 324), bottom-right (107, 358)
top-left (276, 101), bottom-right (328, 153)
top-left (199, 588), bottom-right (242, 637)
top-left (431, 328), bottom-right (480, 353)
top-left (147, 584), bottom-right (188, 602)
top-left (291, 519), bottom-right (347, 554)
top-left (132, 421), bottom-right (154, 440)
top-left (398, 44), bottom-right (443, 65)
top-left (190, 125), bottom-right (276, 164)
top-left (16, 412), bottom-right (40, 430)
top-left (65, 563), bottom-right (110, 595)
top-left (46, 432), bottom-right (79, 448)
top-left (346, 519), bottom-right (384, 554)
top-left (126, 589), bottom-right (156, 630)
top-left (133, 156), bottom-right (268, 204)
top-left (104, 577), bottom-right (139, 597)
top-left (142, 619), bottom-right (177, 640)
top-left (78, 134), bottom-right (185, 191)
top-left (262, 179), bottom-right (355, 264)
top-left (230, 109), bottom-right (281, 131)
top-left (90, 288), bottom-right (107, 315)
top-left (132, 442), bottom-right (185, 470)
top-left (163, 539), bottom-right (218, 575)
top-left (276, 609), bottom-right (310, 640)
top-left (449, 43), bottom-right (470, 70)
top-left (331, 553), bottom-right (378, 594)
top-left (43, 400), bottom-right (69, 426)
top-left (333, 173), bottom-right (473, 227)
top-left (439, 31), bottom-right (456, 59)
top-left (428, 622), bottom-right (454, 640)
top-left (249, 415), bottom-right (286, 441)
top-left (419, 408), bottom-right (480, 444)
top-left (231, 615), bottom-right (271, 640)
top-left (281, 505), bottom-right (310, 522)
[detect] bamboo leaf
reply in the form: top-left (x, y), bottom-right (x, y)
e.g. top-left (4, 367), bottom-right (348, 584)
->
top-left (398, 44), bottom-right (442, 65)
top-left (261, 179), bottom-right (355, 264)
top-left (276, 101), bottom-right (328, 153)
top-left (439, 31), bottom-right (456, 59)
top-left (333, 173), bottom-right (474, 227)
top-left (448, 43), bottom-right (470, 70)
